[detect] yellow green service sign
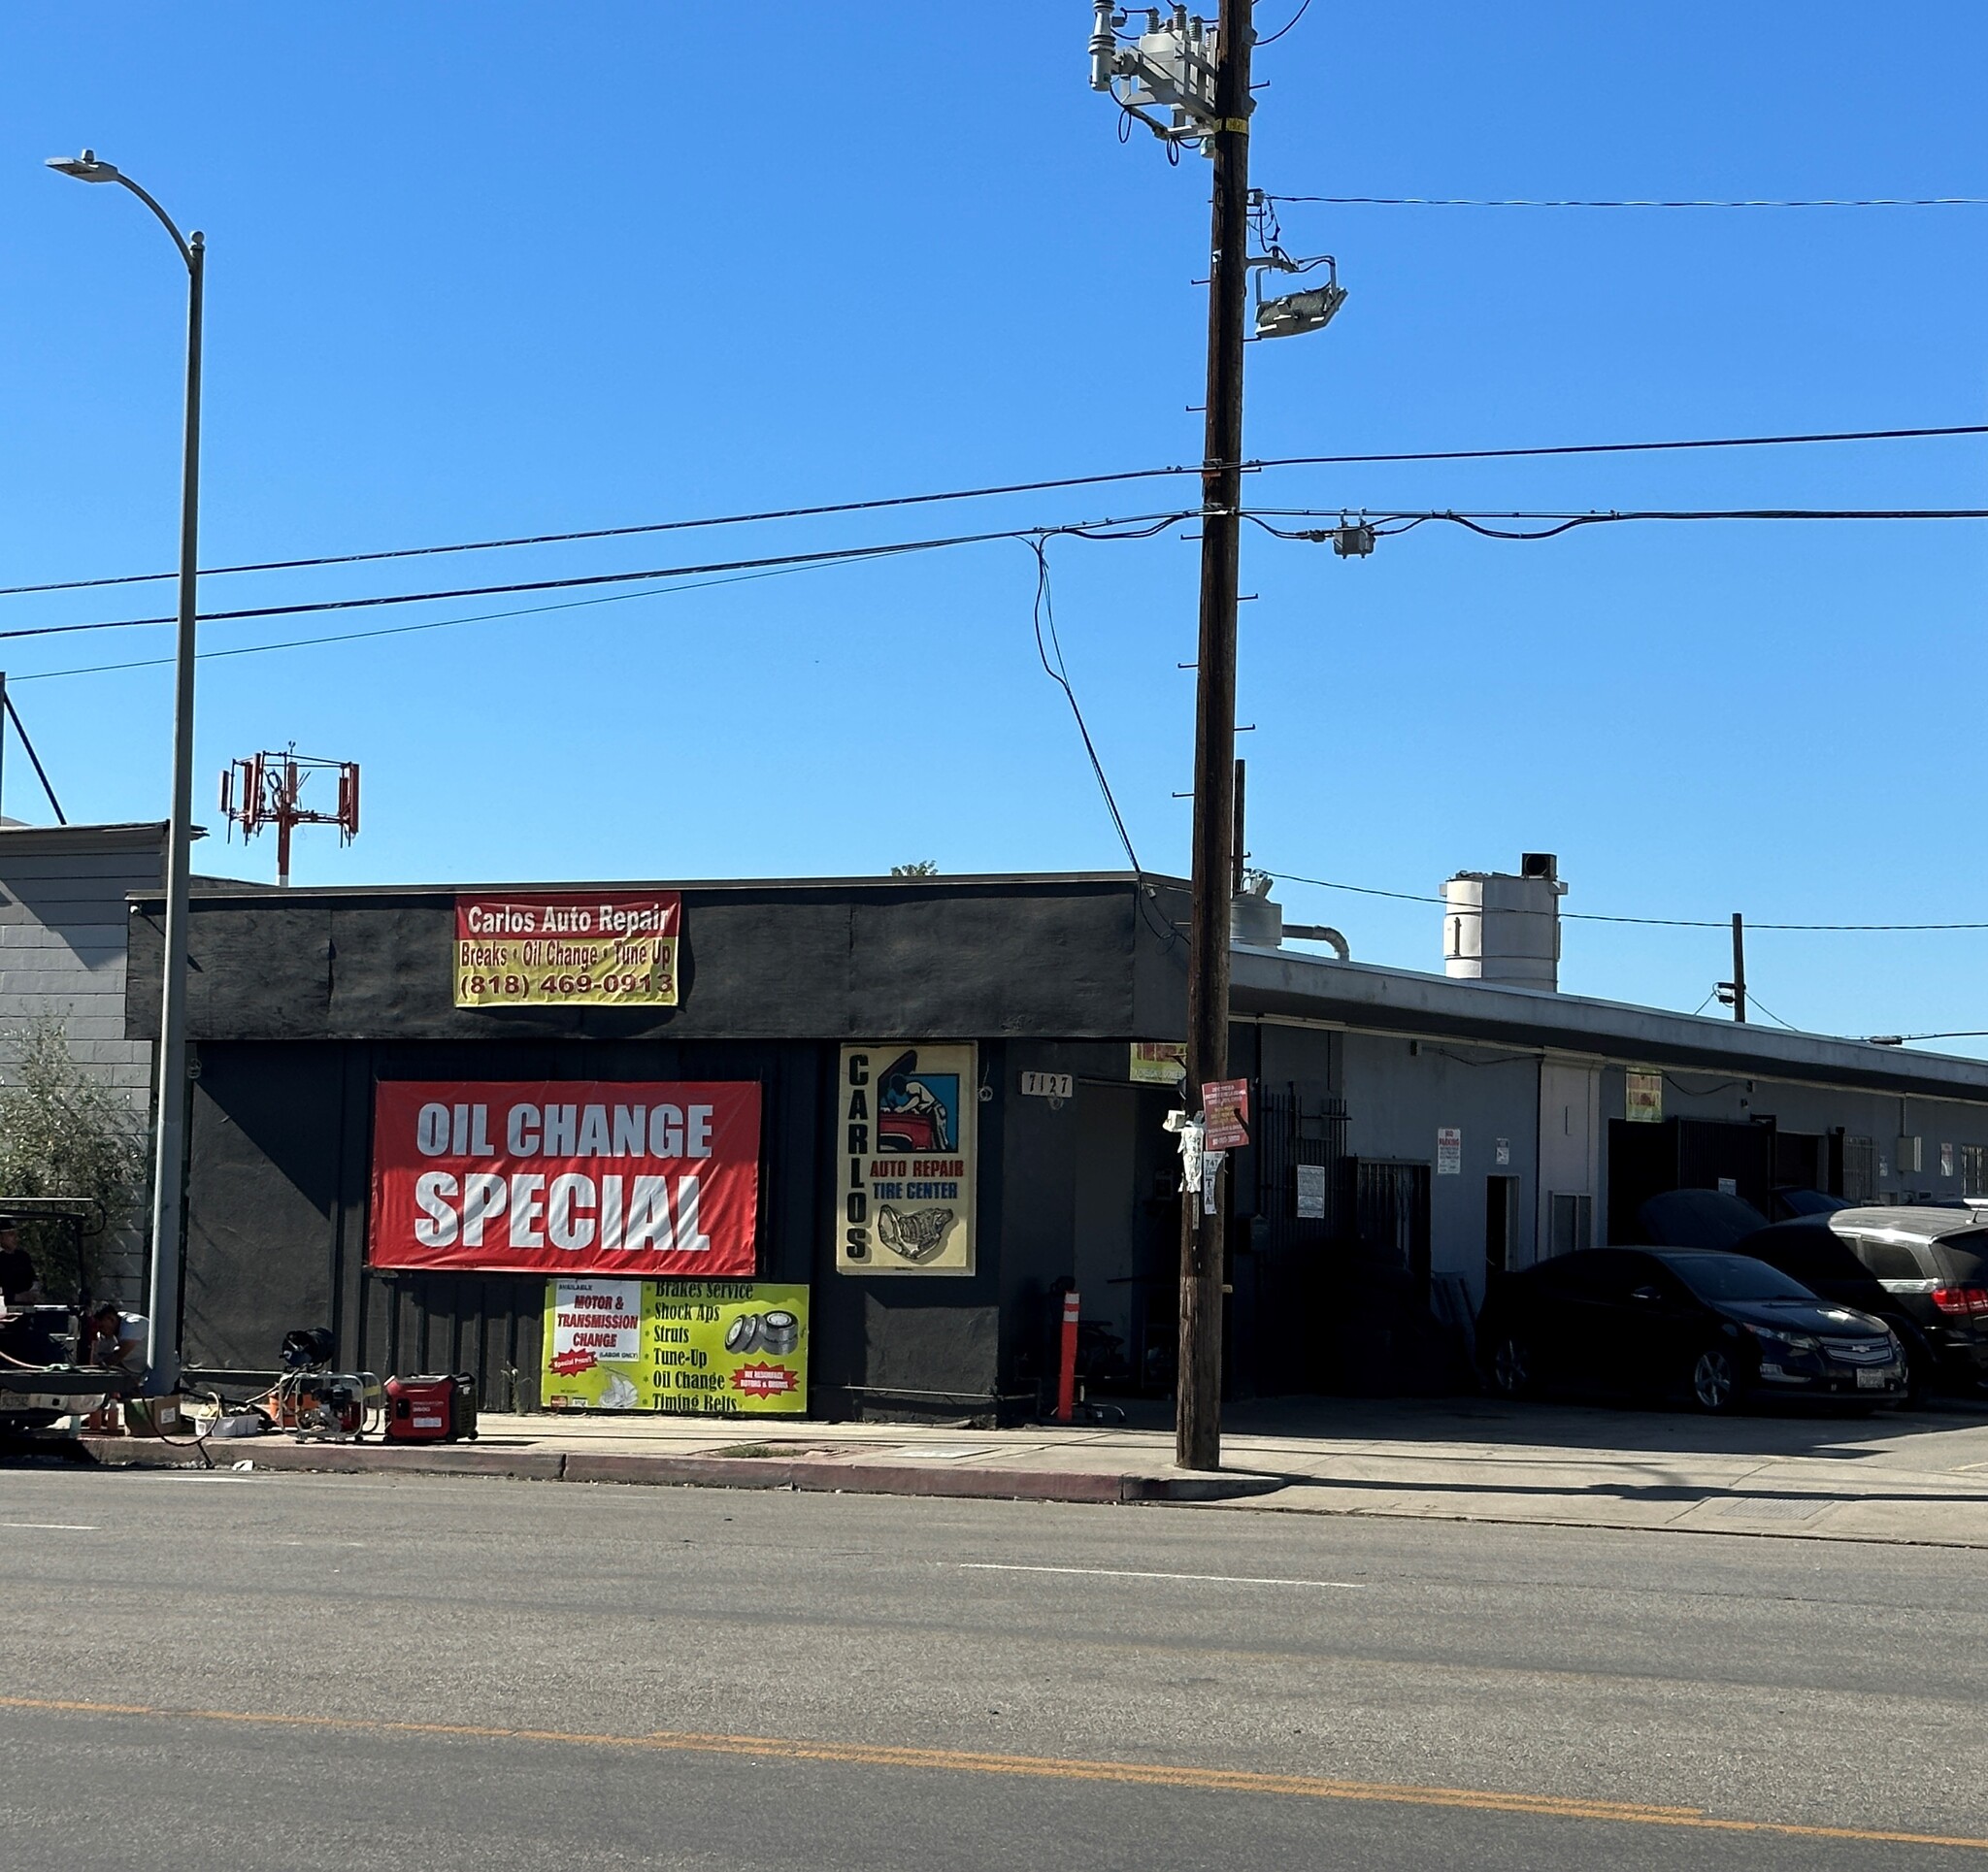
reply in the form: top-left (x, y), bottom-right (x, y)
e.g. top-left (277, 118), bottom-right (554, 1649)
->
top-left (542, 1276), bottom-right (809, 1415)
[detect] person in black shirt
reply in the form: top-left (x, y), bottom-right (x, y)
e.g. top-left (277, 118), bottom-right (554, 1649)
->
top-left (0, 1217), bottom-right (37, 1310)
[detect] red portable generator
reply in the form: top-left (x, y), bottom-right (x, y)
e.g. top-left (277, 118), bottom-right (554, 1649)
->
top-left (383, 1373), bottom-right (479, 1443)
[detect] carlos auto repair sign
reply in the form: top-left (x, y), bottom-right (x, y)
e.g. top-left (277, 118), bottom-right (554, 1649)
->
top-left (454, 890), bottom-right (680, 1008)
top-left (369, 1081), bottom-right (760, 1277)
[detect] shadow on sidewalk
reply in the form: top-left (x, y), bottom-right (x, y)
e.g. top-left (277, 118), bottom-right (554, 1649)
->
top-left (1234, 1467), bottom-right (1988, 1510)
top-left (1209, 1393), bottom-right (1988, 1465)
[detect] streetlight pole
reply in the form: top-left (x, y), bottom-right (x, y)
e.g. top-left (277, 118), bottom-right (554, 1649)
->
top-left (47, 150), bottom-right (203, 1396)
top-left (1176, 0), bottom-right (1252, 1474)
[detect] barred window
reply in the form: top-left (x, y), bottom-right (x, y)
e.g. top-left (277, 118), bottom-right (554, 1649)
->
top-left (1964, 1144), bottom-right (1987, 1199)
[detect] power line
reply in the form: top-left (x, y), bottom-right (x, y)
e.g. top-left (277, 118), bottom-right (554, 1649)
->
top-left (0, 511), bottom-right (1201, 646)
top-left (3, 423), bottom-right (1983, 600)
top-left (1256, 0), bottom-right (1311, 45)
top-left (1026, 538), bottom-right (1140, 870)
top-left (0, 474), bottom-right (1215, 600)
top-left (1248, 424), bottom-right (1988, 477)
top-left (1266, 192), bottom-right (1988, 209)
top-left (1266, 869), bottom-right (1988, 933)
top-left (1742, 992), bottom-right (1803, 1032)
top-left (1248, 507), bottom-right (1988, 543)
top-left (2, 513), bottom-right (1189, 687)
top-left (4, 559), bottom-right (848, 686)
top-left (11, 498), bottom-right (1988, 654)
top-left (1025, 538), bottom-right (1177, 952)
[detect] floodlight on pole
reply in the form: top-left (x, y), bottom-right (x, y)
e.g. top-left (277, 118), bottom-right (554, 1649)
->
top-left (45, 148), bottom-right (204, 1397)
top-left (1249, 251), bottom-right (1345, 341)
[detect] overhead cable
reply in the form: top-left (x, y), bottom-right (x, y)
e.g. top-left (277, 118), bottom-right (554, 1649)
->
top-left (11, 499), bottom-right (1988, 652)
top-left (1266, 870), bottom-right (1988, 933)
top-left (1256, 0), bottom-right (1312, 46)
top-left (1246, 507), bottom-right (1988, 543)
top-left (3, 515), bottom-right (1196, 683)
top-left (5, 560), bottom-right (873, 686)
top-left (1266, 193), bottom-right (1988, 210)
top-left (0, 511), bottom-right (1203, 646)
top-left (3, 423), bottom-right (1983, 599)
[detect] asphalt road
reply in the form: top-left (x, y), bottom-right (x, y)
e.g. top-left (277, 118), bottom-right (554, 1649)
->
top-left (2, 1466), bottom-right (1984, 1870)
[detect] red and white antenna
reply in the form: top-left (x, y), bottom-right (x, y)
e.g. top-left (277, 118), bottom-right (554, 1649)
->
top-left (218, 747), bottom-right (360, 887)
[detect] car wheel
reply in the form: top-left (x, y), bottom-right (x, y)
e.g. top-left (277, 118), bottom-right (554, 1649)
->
top-left (1689, 1346), bottom-right (1743, 1414)
top-left (1487, 1333), bottom-right (1534, 1398)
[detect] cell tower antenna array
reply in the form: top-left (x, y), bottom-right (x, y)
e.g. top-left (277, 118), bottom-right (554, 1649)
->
top-left (218, 747), bottom-right (359, 887)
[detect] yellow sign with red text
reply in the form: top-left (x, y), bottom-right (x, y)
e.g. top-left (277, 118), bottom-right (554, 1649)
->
top-left (454, 891), bottom-right (679, 1008)
top-left (542, 1277), bottom-right (809, 1416)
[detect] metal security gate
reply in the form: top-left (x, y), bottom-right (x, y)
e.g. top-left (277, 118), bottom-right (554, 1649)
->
top-left (1254, 1088), bottom-right (1349, 1250)
top-left (1346, 1159), bottom-right (1433, 1298)
top-left (1227, 1088), bottom-right (1348, 1399)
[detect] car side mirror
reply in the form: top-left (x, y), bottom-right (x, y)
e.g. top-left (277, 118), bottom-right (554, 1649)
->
top-left (1630, 1285), bottom-right (1664, 1303)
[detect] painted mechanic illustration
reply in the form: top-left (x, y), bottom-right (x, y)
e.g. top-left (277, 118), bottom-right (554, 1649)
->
top-left (875, 1049), bottom-right (960, 1263)
top-left (876, 1049), bottom-right (956, 1153)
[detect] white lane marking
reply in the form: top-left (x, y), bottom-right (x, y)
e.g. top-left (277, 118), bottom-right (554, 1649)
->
top-left (0, 1522), bottom-right (98, 1531)
top-left (960, 1562), bottom-right (1365, 1589)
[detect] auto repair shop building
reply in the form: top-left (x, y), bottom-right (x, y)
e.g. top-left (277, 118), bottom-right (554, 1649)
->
top-left (124, 870), bottom-right (1988, 1416)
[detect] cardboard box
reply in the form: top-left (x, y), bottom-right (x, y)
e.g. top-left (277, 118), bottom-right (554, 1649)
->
top-left (121, 1396), bottom-right (188, 1438)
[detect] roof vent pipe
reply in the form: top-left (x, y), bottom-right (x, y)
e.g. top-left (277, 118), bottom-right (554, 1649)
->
top-left (1285, 923), bottom-right (1350, 960)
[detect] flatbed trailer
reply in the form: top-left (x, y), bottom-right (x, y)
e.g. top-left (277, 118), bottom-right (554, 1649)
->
top-left (0, 1364), bottom-right (140, 1430)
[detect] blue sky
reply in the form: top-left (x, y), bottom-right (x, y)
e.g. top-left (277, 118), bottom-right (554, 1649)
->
top-left (2, 4), bottom-right (1984, 1047)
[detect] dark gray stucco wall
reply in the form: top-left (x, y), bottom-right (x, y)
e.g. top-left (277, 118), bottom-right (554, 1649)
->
top-left (148, 875), bottom-right (1195, 1419)
top-left (131, 876), bottom-right (1184, 1045)
top-left (179, 1035), bottom-right (1110, 1418)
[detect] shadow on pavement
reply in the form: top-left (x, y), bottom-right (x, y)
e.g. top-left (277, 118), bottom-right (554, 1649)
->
top-left (1209, 1392), bottom-right (1988, 1464)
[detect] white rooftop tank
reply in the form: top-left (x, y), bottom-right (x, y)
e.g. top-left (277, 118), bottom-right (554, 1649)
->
top-left (1443, 853), bottom-right (1566, 990)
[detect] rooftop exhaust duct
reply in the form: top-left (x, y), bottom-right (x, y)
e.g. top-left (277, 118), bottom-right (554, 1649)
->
top-left (1443, 853), bottom-right (1566, 990)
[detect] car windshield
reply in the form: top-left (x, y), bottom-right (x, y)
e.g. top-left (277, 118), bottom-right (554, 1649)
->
top-left (1662, 1253), bottom-right (1817, 1304)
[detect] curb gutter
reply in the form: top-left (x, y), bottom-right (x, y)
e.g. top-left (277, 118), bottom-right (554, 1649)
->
top-left (61, 1436), bottom-right (1282, 1505)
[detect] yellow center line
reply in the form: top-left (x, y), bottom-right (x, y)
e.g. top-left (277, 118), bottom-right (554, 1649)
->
top-left (2, 1694), bottom-right (1983, 1852)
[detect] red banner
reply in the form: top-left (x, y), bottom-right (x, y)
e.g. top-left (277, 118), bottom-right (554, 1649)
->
top-left (369, 1080), bottom-right (759, 1276)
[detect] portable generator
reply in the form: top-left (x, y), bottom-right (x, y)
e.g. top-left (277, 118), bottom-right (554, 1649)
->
top-left (288, 1372), bottom-right (382, 1442)
top-left (383, 1373), bottom-right (479, 1443)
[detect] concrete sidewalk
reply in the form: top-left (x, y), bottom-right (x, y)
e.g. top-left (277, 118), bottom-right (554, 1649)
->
top-left (59, 1395), bottom-right (1988, 1546)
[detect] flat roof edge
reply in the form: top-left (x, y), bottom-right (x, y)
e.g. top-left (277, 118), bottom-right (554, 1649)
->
top-left (125, 869), bottom-right (1183, 910)
top-left (1231, 943), bottom-right (1988, 1097)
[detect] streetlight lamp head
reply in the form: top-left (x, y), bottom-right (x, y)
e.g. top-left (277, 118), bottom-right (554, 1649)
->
top-left (46, 149), bottom-right (121, 183)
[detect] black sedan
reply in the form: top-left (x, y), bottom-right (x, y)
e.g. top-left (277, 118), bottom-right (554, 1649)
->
top-left (1477, 1247), bottom-right (1906, 1412)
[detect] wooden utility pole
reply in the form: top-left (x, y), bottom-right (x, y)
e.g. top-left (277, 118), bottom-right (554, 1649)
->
top-left (1731, 913), bottom-right (1748, 1024)
top-left (1176, 0), bottom-right (1253, 1474)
